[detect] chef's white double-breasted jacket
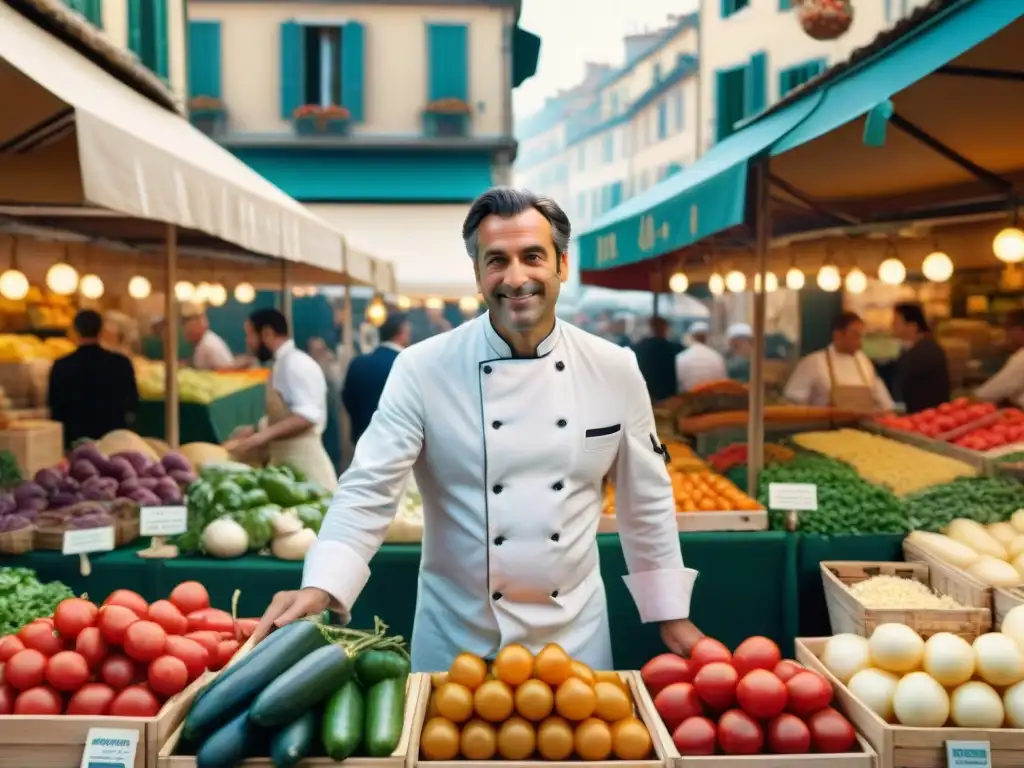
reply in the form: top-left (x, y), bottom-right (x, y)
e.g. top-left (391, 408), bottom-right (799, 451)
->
top-left (303, 314), bottom-right (698, 671)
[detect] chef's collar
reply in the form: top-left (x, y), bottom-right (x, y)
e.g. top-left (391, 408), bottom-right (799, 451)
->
top-left (273, 339), bottom-right (296, 361)
top-left (483, 312), bottom-right (562, 359)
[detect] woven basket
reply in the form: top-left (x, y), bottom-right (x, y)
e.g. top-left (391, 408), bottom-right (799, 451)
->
top-left (116, 515), bottom-right (140, 547)
top-left (0, 526), bottom-right (34, 555)
top-left (797, 0), bottom-right (853, 40)
top-left (33, 526), bottom-right (65, 551)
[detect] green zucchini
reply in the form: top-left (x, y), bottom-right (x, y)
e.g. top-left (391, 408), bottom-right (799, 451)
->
top-left (364, 675), bottom-right (407, 757)
top-left (322, 679), bottom-right (364, 760)
top-left (355, 649), bottom-right (411, 688)
top-left (195, 708), bottom-right (267, 768)
top-left (250, 643), bottom-right (356, 727)
top-left (270, 708), bottom-right (319, 768)
top-left (183, 620), bottom-right (327, 740)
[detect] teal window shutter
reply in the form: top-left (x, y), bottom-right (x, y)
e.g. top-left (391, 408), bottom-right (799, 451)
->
top-left (714, 71), bottom-right (727, 141)
top-left (188, 21), bottom-right (222, 99)
top-left (87, 0), bottom-right (102, 27)
top-left (427, 23), bottom-right (469, 102)
top-left (342, 22), bottom-right (366, 121)
top-left (779, 0), bottom-right (793, 9)
top-left (657, 101), bottom-right (668, 140)
top-left (279, 21), bottom-right (304, 119)
top-left (744, 52), bottom-right (767, 116)
top-left (152, 0), bottom-right (168, 78)
top-left (127, 0), bottom-right (143, 58)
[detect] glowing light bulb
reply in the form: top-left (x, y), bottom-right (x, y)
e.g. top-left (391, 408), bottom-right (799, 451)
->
top-left (668, 272), bottom-right (689, 294)
top-left (878, 258), bottom-right (906, 286)
top-left (128, 275), bottom-right (151, 299)
top-left (207, 283), bottom-right (227, 307)
top-left (396, 295), bottom-right (412, 310)
top-left (425, 297), bottom-right (444, 311)
top-left (922, 251), bottom-right (954, 282)
top-left (458, 296), bottom-right (479, 314)
top-left (817, 265), bottom-right (841, 292)
top-left (366, 297), bottom-right (388, 326)
top-left (725, 270), bottom-right (747, 293)
top-left (754, 272), bottom-right (778, 293)
top-left (708, 273), bottom-right (725, 296)
top-left (844, 268), bottom-right (868, 294)
top-left (234, 282), bottom-right (255, 304)
top-left (46, 263), bottom-right (79, 295)
top-left (79, 274), bottom-right (104, 299)
top-left (174, 281), bottom-right (195, 301)
top-left (0, 270), bottom-right (29, 300)
top-left (993, 227), bottom-right (1024, 264)
top-left (785, 267), bottom-right (805, 290)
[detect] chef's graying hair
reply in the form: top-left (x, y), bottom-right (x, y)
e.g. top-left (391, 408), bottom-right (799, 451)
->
top-left (462, 188), bottom-right (571, 264)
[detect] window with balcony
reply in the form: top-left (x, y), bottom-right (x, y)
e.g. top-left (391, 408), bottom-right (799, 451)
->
top-left (715, 52), bottom-right (766, 142)
top-left (721, 0), bottom-right (750, 18)
top-left (188, 20), bottom-right (224, 135)
top-left (302, 26), bottom-right (343, 107)
top-left (425, 23), bottom-right (471, 136)
top-left (280, 21), bottom-right (364, 134)
top-left (127, 0), bottom-right (168, 78)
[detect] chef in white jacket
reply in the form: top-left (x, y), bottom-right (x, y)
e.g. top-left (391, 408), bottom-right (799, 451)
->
top-left (254, 188), bottom-right (702, 671)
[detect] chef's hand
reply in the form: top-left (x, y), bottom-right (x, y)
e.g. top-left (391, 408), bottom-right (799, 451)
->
top-left (252, 587), bottom-right (331, 646)
top-left (229, 425), bottom-right (256, 441)
top-left (660, 618), bottom-right (705, 656)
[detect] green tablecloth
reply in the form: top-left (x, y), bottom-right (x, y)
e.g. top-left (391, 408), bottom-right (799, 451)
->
top-left (134, 384), bottom-right (266, 444)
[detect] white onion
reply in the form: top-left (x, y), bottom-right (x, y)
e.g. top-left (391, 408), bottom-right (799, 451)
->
top-left (974, 633), bottom-right (1024, 687)
top-left (870, 623), bottom-right (925, 674)
top-left (950, 681), bottom-right (1004, 728)
top-left (822, 633), bottom-right (872, 683)
top-left (1003, 680), bottom-right (1024, 728)
top-left (893, 672), bottom-right (950, 727)
top-left (922, 632), bottom-right (975, 687)
top-left (848, 668), bottom-right (899, 721)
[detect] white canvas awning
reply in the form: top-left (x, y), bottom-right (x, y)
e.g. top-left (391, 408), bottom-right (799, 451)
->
top-left (0, 2), bottom-right (378, 283)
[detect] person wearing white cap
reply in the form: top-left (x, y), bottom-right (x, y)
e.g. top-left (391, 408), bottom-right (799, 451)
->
top-left (726, 323), bottom-right (753, 383)
top-left (674, 320), bottom-right (727, 392)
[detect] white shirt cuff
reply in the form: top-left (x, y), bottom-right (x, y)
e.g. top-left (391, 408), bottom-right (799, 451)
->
top-left (622, 567), bottom-right (699, 623)
top-left (301, 539), bottom-right (372, 623)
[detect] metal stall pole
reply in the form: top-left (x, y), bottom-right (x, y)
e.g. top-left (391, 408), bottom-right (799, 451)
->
top-left (339, 243), bottom-right (354, 470)
top-left (280, 261), bottom-right (293, 328)
top-left (746, 160), bottom-right (770, 495)
top-left (164, 224), bottom-right (180, 449)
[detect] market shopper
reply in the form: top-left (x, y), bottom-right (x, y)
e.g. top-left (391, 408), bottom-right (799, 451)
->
top-left (630, 316), bottom-right (683, 402)
top-left (255, 188), bottom-right (703, 671)
top-left (49, 309), bottom-right (139, 449)
top-left (975, 308), bottom-right (1024, 407)
top-left (342, 313), bottom-right (410, 445)
top-left (784, 311), bottom-right (895, 413)
top-left (182, 307), bottom-right (235, 370)
top-left (227, 308), bottom-right (338, 490)
top-left (725, 322), bottom-right (754, 384)
top-left (891, 302), bottom-right (950, 414)
top-left (674, 321), bottom-right (726, 392)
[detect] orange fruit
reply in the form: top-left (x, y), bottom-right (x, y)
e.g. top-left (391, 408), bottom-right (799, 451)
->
top-left (574, 717), bottom-right (613, 761)
top-left (430, 672), bottom-right (448, 689)
top-left (420, 717), bottom-right (460, 760)
top-left (493, 644), bottom-right (534, 686)
top-left (496, 716), bottom-right (536, 760)
top-left (555, 676), bottom-right (597, 721)
top-left (594, 670), bottom-right (628, 691)
top-left (460, 718), bottom-right (498, 760)
top-left (473, 679), bottom-right (515, 722)
top-left (426, 691), bottom-right (441, 719)
top-left (570, 660), bottom-right (596, 685)
top-left (593, 680), bottom-right (632, 722)
top-left (536, 716), bottom-right (575, 760)
top-left (514, 678), bottom-right (554, 721)
top-left (434, 682), bottom-right (474, 723)
top-left (534, 643), bottom-right (573, 687)
top-left (611, 717), bottom-right (652, 760)
top-left (448, 652), bottom-right (487, 690)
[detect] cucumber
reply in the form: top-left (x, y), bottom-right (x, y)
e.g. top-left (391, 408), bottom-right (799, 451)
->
top-left (322, 679), bottom-right (364, 760)
top-left (270, 708), bottom-right (319, 768)
top-left (195, 708), bottom-right (267, 768)
top-left (183, 620), bottom-right (327, 740)
top-left (364, 676), bottom-right (407, 757)
top-left (355, 649), bottom-right (411, 688)
top-left (250, 643), bottom-right (356, 726)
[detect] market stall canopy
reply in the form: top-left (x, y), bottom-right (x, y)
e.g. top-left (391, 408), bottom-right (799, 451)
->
top-left (578, 0), bottom-right (1024, 291)
top-left (0, 2), bottom-right (381, 285)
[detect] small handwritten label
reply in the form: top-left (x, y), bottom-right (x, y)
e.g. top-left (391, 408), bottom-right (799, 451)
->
top-left (140, 506), bottom-right (188, 536)
top-left (63, 526), bottom-right (115, 556)
top-left (945, 740), bottom-right (991, 768)
top-left (80, 727), bottom-right (139, 768)
top-left (768, 483), bottom-right (818, 512)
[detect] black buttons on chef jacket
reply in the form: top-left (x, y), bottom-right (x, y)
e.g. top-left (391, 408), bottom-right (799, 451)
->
top-left (552, 481), bottom-right (564, 491)
top-left (492, 591), bottom-right (503, 601)
top-left (483, 365), bottom-right (493, 374)
top-left (494, 535), bottom-right (505, 545)
top-left (551, 590), bottom-right (559, 598)
top-left (557, 419), bottom-right (567, 428)
top-left (550, 533), bottom-right (560, 542)
top-left (492, 484), bottom-right (503, 494)
top-left (492, 420), bottom-right (502, 429)
top-left (555, 361), bottom-right (565, 371)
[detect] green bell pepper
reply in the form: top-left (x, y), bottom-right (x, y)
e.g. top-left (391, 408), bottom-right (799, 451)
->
top-left (294, 503), bottom-right (324, 533)
top-left (241, 488), bottom-right (271, 509)
top-left (213, 480), bottom-right (245, 511)
top-left (259, 473), bottom-right (307, 507)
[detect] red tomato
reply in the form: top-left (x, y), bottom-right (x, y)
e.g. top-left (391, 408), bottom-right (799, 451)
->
top-left (732, 637), bottom-right (782, 677)
top-left (147, 600), bottom-right (189, 636)
top-left (100, 653), bottom-right (138, 690)
top-left (786, 671), bottom-right (833, 717)
top-left (185, 631), bottom-right (220, 662)
top-left (773, 660), bottom-right (804, 683)
top-left (672, 716), bottom-right (717, 756)
top-left (169, 581), bottom-right (210, 616)
top-left (123, 621), bottom-right (167, 663)
top-left (97, 605), bottom-right (140, 645)
top-left (641, 654), bottom-right (694, 695)
top-left (104, 590), bottom-right (149, 619)
top-left (45, 651), bottom-right (90, 692)
top-left (234, 618), bottom-right (259, 641)
top-left (164, 636), bottom-right (209, 681)
top-left (109, 684), bottom-right (161, 717)
top-left (148, 655), bottom-right (188, 698)
top-left (13, 685), bottom-right (62, 715)
top-left (808, 707), bottom-right (856, 753)
top-left (767, 713), bottom-right (811, 754)
top-left (67, 682), bottom-right (117, 716)
top-left (75, 626), bottom-right (109, 669)
top-left (17, 621), bottom-right (63, 656)
top-left (0, 683), bottom-right (13, 714)
top-left (4, 648), bottom-right (47, 690)
top-left (653, 682), bottom-right (704, 730)
top-left (689, 637), bottom-right (732, 671)
top-left (0, 635), bottom-right (24, 662)
top-left (186, 609), bottom-right (234, 634)
top-left (717, 709), bottom-right (764, 755)
top-left (736, 669), bottom-right (788, 720)
top-left (693, 661), bottom-right (738, 711)
top-left (53, 598), bottom-right (99, 639)
top-left (216, 639), bottom-right (240, 670)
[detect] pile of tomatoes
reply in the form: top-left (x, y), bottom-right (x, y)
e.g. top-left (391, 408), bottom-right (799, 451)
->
top-left (0, 581), bottom-right (255, 717)
top-left (642, 636), bottom-right (858, 756)
top-left (876, 399), bottom-right (997, 440)
top-left (951, 409), bottom-right (1024, 452)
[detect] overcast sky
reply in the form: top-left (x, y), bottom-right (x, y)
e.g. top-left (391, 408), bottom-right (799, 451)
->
top-left (513, 0), bottom-right (700, 117)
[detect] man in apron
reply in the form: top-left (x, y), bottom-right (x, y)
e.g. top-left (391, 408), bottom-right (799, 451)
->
top-left (254, 188), bottom-right (702, 670)
top-left (227, 308), bottom-right (338, 491)
top-left (784, 311), bottom-right (895, 413)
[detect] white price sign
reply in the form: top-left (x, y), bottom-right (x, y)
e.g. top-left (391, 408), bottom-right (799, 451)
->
top-left (62, 526), bottom-right (115, 556)
top-left (140, 506), bottom-right (188, 536)
top-left (945, 741), bottom-right (991, 768)
top-left (768, 483), bottom-right (819, 511)
top-left (80, 727), bottom-right (139, 768)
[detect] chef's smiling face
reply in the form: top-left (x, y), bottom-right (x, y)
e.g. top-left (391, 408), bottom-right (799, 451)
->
top-left (474, 208), bottom-right (568, 336)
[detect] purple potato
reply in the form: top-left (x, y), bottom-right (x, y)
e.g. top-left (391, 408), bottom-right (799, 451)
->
top-left (125, 487), bottom-right (161, 506)
top-left (70, 512), bottom-right (114, 529)
top-left (34, 467), bottom-right (63, 492)
top-left (111, 451), bottom-right (151, 474)
top-left (14, 482), bottom-right (47, 503)
top-left (143, 462), bottom-right (167, 479)
top-left (106, 456), bottom-right (137, 482)
top-left (92, 456), bottom-right (117, 477)
top-left (17, 508), bottom-right (38, 523)
top-left (0, 493), bottom-right (15, 517)
top-left (48, 492), bottom-right (79, 509)
top-left (0, 514), bottom-right (31, 532)
top-left (118, 478), bottom-right (141, 496)
top-left (18, 496), bottom-right (48, 513)
top-left (57, 477), bottom-right (81, 494)
top-left (169, 469), bottom-right (198, 488)
top-left (81, 476), bottom-right (117, 502)
top-left (69, 459), bottom-right (100, 482)
top-left (161, 452), bottom-right (193, 473)
top-left (136, 477), bottom-right (160, 492)
top-left (68, 442), bottom-right (106, 467)
top-left (155, 479), bottom-right (183, 505)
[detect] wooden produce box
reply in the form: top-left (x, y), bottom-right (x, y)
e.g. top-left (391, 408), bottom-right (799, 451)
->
top-left (630, 666), bottom-right (877, 768)
top-left (598, 510), bottom-right (768, 534)
top-left (158, 672), bottom-right (425, 768)
top-left (901, 538), bottom-right (993, 612)
top-left (412, 671), bottom-right (673, 768)
top-left (796, 637), bottom-right (1024, 768)
top-left (994, 586), bottom-right (1024, 629)
top-left (0, 669), bottom-right (209, 768)
top-left (820, 561), bottom-right (991, 639)
top-left (0, 418), bottom-right (62, 477)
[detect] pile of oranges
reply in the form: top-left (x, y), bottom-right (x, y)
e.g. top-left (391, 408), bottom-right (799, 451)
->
top-left (419, 643), bottom-right (654, 761)
top-left (670, 469), bottom-right (762, 512)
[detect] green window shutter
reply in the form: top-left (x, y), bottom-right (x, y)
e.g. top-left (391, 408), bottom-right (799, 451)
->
top-left (86, 0), bottom-right (102, 28)
top-left (279, 21), bottom-right (305, 120)
top-left (427, 23), bottom-right (468, 102)
top-left (342, 22), bottom-right (365, 121)
top-left (127, 0), bottom-right (143, 58)
top-left (188, 21), bottom-right (222, 99)
top-left (744, 51), bottom-right (767, 116)
top-left (152, 0), bottom-right (168, 78)
top-left (714, 71), bottom-right (728, 141)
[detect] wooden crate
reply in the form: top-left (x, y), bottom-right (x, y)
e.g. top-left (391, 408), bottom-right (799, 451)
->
top-left (158, 672), bottom-right (424, 767)
top-left (0, 419), bottom-right (62, 477)
top-left (796, 637), bottom-right (1024, 768)
top-left (630, 665), bottom-right (877, 768)
top-left (0, 667), bottom-right (209, 768)
top-left (995, 587), bottom-right (1024, 629)
top-left (413, 671), bottom-right (673, 768)
top-left (820, 561), bottom-right (991, 639)
top-left (598, 510), bottom-right (768, 534)
top-left (901, 539), bottom-right (992, 612)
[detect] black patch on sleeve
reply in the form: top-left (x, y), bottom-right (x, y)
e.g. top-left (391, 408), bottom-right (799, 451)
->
top-left (650, 433), bottom-right (671, 465)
